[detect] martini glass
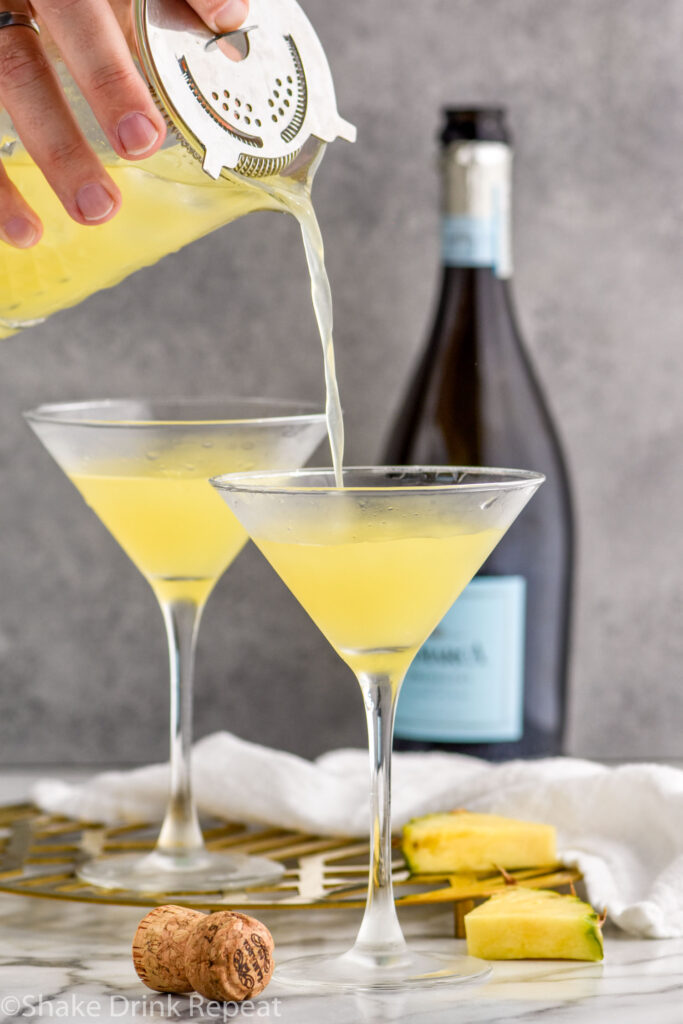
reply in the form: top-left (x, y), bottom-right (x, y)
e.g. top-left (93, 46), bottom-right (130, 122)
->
top-left (212, 466), bottom-right (544, 991)
top-left (24, 398), bottom-right (327, 893)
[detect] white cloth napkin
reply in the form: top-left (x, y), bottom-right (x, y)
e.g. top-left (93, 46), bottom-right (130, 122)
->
top-left (32, 732), bottom-right (683, 939)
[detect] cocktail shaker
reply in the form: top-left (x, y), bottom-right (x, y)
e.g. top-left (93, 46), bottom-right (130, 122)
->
top-left (0, 0), bottom-right (355, 337)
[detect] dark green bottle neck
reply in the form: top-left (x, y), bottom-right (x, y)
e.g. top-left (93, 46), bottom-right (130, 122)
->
top-left (437, 265), bottom-right (516, 323)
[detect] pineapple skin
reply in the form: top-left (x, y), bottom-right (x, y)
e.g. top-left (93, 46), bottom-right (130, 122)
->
top-left (402, 811), bottom-right (557, 873)
top-left (465, 888), bottom-right (604, 962)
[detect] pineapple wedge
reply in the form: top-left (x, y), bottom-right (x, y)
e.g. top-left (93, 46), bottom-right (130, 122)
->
top-left (465, 888), bottom-right (604, 961)
top-left (402, 811), bottom-right (556, 873)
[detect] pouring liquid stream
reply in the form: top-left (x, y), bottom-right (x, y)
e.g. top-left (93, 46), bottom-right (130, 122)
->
top-left (256, 169), bottom-right (345, 487)
top-left (296, 206), bottom-right (344, 489)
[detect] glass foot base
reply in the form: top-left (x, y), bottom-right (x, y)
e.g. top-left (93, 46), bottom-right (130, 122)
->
top-left (77, 849), bottom-right (284, 893)
top-left (274, 943), bottom-right (491, 993)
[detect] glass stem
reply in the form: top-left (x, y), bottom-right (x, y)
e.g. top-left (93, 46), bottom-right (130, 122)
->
top-left (156, 598), bottom-right (206, 859)
top-left (353, 669), bottom-right (408, 960)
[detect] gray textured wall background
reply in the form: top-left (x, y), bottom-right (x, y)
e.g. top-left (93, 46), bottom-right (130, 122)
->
top-left (1, 0), bottom-right (682, 765)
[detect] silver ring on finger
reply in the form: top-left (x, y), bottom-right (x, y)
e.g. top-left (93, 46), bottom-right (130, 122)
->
top-left (0, 11), bottom-right (40, 33)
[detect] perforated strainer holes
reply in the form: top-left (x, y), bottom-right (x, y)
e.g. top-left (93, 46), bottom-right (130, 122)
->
top-left (268, 74), bottom-right (293, 123)
top-left (213, 88), bottom-right (257, 123)
top-left (270, 95), bottom-right (279, 123)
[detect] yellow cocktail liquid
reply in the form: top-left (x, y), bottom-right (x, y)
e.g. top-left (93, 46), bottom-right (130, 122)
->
top-left (70, 466), bottom-right (247, 606)
top-left (0, 145), bottom-right (281, 339)
top-left (0, 143), bottom-right (345, 486)
top-left (254, 526), bottom-right (503, 677)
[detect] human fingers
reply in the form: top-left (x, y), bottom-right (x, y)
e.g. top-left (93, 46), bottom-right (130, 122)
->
top-left (0, 155), bottom-right (43, 248)
top-left (185, 0), bottom-right (248, 35)
top-left (33, 0), bottom-right (167, 162)
top-left (0, 13), bottom-right (122, 225)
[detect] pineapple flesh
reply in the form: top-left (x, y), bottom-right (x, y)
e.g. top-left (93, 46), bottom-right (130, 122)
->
top-left (402, 811), bottom-right (557, 873)
top-left (465, 888), bottom-right (604, 961)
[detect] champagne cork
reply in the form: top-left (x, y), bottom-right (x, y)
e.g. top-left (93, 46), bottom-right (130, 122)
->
top-left (132, 906), bottom-right (275, 1002)
top-left (132, 905), bottom-right (206, 993)
top-left (184, 911), bottom-right (275, 1001)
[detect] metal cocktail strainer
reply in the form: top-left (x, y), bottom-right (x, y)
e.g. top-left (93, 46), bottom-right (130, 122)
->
top-left (134, 0), bottom-right (356, 179)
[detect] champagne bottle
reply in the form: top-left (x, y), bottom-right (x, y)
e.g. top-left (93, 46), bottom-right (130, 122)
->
top-left (386, 108), bottom-right (573, 758)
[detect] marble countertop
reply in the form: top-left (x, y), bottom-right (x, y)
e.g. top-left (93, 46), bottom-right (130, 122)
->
top-left (1, 772), bottom-right (682, 1024)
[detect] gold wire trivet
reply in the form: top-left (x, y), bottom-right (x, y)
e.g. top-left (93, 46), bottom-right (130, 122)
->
top-left (0, 804), bottom-right (581, 937)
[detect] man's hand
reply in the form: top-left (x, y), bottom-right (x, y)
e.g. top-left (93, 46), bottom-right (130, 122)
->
top-left (0, 0), bottom-right (248, 248)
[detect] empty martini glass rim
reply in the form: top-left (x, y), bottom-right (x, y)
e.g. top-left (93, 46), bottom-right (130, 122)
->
top-left (22, 396), bottom-right (326, 429)
top-left (211, 465), bottom-right (546, 495)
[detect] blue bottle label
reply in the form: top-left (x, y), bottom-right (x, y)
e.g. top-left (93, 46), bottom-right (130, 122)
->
top-left (442, 214), bottom-right (504, 273)
top-left (394, 576), bottom-right (526, 742)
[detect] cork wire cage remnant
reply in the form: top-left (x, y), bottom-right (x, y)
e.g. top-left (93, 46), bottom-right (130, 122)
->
top-left (0, 804), bottom-right (581, 937)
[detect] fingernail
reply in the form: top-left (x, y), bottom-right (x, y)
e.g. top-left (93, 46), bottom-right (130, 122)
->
top-left (213, 0), bottom-right (248, 32)
top-left (4, 215), bottom-right (38, 248)
top-left (117, 112), bottom-right (159, 157)
top-left (75, 182), bottom-right (116, 222)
